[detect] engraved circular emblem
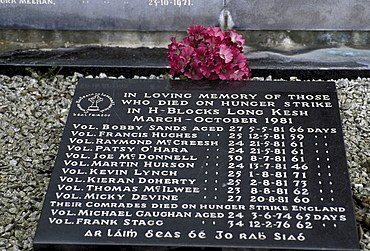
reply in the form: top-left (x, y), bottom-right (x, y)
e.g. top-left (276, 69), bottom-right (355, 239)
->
top-left (76, 93), bottom-right (115, 113)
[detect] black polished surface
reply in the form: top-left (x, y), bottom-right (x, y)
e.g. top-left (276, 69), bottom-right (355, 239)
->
top-left (33, 79), bottom-right (359, 251)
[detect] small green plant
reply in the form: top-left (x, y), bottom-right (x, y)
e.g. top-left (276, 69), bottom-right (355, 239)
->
top-left (26, 66), bottom-right (63, 80)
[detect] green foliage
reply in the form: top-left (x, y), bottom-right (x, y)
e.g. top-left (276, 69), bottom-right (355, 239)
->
top-left (25, 66), bottom-right (63, 80)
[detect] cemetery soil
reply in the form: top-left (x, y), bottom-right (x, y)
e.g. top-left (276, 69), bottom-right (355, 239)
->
top-left (0, 73), bottom-right (369, 251)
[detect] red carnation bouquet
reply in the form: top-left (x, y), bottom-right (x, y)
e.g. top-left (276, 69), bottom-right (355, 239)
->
top-left (167, 25), bottom-right (251, 81)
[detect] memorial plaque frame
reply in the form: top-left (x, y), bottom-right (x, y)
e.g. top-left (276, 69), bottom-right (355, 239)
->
top-left (34, 79), bottom-right (359, 251)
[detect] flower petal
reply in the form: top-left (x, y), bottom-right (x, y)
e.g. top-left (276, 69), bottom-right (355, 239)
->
top-left (219, 44), bottom-right (233, 63)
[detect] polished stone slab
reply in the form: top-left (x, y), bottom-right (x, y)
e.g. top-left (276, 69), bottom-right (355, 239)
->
top-left (33, 79), bottom-right (359, 251)
top-left (2, 47), bottom-right (370, 80)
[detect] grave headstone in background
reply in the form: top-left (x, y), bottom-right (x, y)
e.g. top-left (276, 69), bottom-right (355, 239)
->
top-left (1, 0), bottom-right (370, 31)
top-left (0, 0), bottom-right (223, 31)
top-left (1, 0), bottom-right (370, 76)
top-left (33, 79), bottom-right (359, 251)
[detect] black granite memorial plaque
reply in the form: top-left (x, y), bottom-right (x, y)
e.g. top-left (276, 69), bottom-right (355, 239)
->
top-left (33, 79), bottom-right (359, 251)
top-left (227, 0), bottom-right (370, 30)
top-left (0, 0), bottom-right (222, 31)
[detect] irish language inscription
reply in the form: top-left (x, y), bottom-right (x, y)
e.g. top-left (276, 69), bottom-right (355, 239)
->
top-left (34, 79), bottom-right (359, 250)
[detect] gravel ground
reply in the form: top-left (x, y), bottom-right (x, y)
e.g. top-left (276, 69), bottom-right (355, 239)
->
top-left (0, 72), bottom-right (369, 251)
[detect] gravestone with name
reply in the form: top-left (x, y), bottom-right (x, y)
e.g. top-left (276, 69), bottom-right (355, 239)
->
top-left (33, 79), bottom-right (359, 251)
top-left (1, 0), bottom-right (370, 31)
top-left (0, 0), bottom-right (223, 31)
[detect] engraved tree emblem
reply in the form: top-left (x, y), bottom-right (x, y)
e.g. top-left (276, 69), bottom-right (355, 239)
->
top-left (87, 94), bottom-right (103, 112)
